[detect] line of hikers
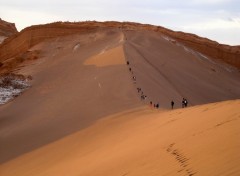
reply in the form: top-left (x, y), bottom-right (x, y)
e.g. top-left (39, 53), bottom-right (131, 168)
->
top-left (171, 98), bottom-right (188, 109)
top-left (127, 60), bottom-right (189, 110)
top-left (149, 98), bottom-right (188, 110)
top-left (127, 60), bottom-right (148, 101)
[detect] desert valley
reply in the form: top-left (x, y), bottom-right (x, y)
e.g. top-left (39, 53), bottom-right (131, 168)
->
top-left (0, 18), bottom-right (240, 176)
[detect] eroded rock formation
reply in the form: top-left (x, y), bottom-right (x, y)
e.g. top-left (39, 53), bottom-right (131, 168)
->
top-left (0, 18), bottom-right (18, 37)
top-left (0, 21), bottom-right (239, 71)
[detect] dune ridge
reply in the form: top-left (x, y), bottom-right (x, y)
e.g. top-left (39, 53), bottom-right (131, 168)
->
top-left (1, 100), bottom-right (239, 176)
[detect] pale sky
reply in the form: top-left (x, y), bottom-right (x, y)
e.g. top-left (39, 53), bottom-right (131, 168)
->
top-left (0, 0), bottom-right (240, 45)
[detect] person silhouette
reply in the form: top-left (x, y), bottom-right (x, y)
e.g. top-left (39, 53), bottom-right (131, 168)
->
top-left (182, 98), bottom-right (185, 108)
top-left (184, 99), bottom-right (188, 107)
top-left (171, 100), bottom-right (174, 109)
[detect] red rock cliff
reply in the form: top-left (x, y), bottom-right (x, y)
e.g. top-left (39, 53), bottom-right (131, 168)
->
top-left (0, 18), bottom-right (18, 37)
top-left (0, 21), bottom-right (239, 69)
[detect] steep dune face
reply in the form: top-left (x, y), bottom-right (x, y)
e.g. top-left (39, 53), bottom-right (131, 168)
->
top-left (124, 30), bottom-right (240, 108)
top-left (0, 29), bottom-right (142, 163)
top-left (1, 100), bottom-right (239, 176)
top-left (155, 28), bottom-right (240, 69)
top-left (0, 18), bottom-right (18, 44)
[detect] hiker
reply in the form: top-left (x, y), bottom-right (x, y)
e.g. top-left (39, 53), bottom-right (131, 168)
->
top-left (129, 68), bottom-right (131, 72)
top-left (127, 61), bottom-right (129, 65)
top-left (150, 101), bottom-right (153, 107)
top-left (171, 100), bottom-right (174, 109)
top-left (184, 99), bottom-right (188, 107)
top-left (182, 98), bottom-right (185, 108)
top-left (141, 95), bottom-right (147, 100)
top-left (156, 103), bottom-right (159, 109)
top-left (133, 76), bottom-right (136, 81)
top-left (137, 87), bottom-right (141, 93)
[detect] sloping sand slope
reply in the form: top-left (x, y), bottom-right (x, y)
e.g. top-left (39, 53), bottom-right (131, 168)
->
top-left (1, 100), bottom-right (240, 176)
top-left (124, 30), bottom-right (240, 108)
top-left (0, 29), bottom-right (142, 163)
top-left (0, 28), bottom-right (240, 175)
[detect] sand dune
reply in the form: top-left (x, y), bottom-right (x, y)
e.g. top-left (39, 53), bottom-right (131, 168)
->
top-left (0, 26), bottom-right (240, 175)
top-left (123, 30), bottom-right (240, 108)
top-left (84, 45), bottom-right (125, 67)
top-left (0, 29), bottom-right (142, 163)
top-left (1, 100), bottom-right (239, 176)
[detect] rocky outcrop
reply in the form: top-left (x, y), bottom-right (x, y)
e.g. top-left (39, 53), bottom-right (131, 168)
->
top-left (0, 21), bottom-right (239, 70)
top-left (0, 18), bottom-right (18, 37)
top-left (0, 18), bottom-right (18, 45)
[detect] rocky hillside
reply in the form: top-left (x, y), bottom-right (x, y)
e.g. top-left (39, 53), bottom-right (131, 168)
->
top-left (0, 18), bottom-right (18, 43)
top-left (0, 21), bottom-right (239, 71)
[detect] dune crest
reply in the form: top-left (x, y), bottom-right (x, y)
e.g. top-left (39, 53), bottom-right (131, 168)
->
top-left (1, 100), bottom-right (239, 176)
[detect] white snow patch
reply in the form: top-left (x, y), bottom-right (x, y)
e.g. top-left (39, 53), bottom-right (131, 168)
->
top-left (0, 75), bottom-right (30, 105)
top-left (0, 88), bottom-right (22, 104)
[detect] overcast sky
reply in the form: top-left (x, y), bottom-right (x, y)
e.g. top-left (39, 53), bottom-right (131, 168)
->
top-left (0, 0), bottom-right (240, 45)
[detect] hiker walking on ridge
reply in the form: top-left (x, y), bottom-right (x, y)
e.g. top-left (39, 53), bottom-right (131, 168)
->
top-left (184, 98), bottom-right (188, 107)
top-left (182, 98), bottom-right (185, 108)
top-left (171, 100), bottom-right (174, 109)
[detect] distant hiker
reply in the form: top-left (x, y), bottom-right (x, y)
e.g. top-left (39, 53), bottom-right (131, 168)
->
top-left (129, 68), bottom-right (132, 72)
top-left (156, 103), bottom-right (159, 109)
top-left (184, 99), bottom-right (188, 107)
top-left (141, 95), bottom-right (147, 100)
top-left (150, 101), bottom-right (153, 107)
top-left (127, 61), bottom-right (129, 65)
top-left (182, 98), bottom-right (185, 108)
top-left (137, 87), bottom-right (141, 93)
top-left (133, 76), bottom-right (136, 81)
top-left (171, 100), bottom-right (174, 109)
